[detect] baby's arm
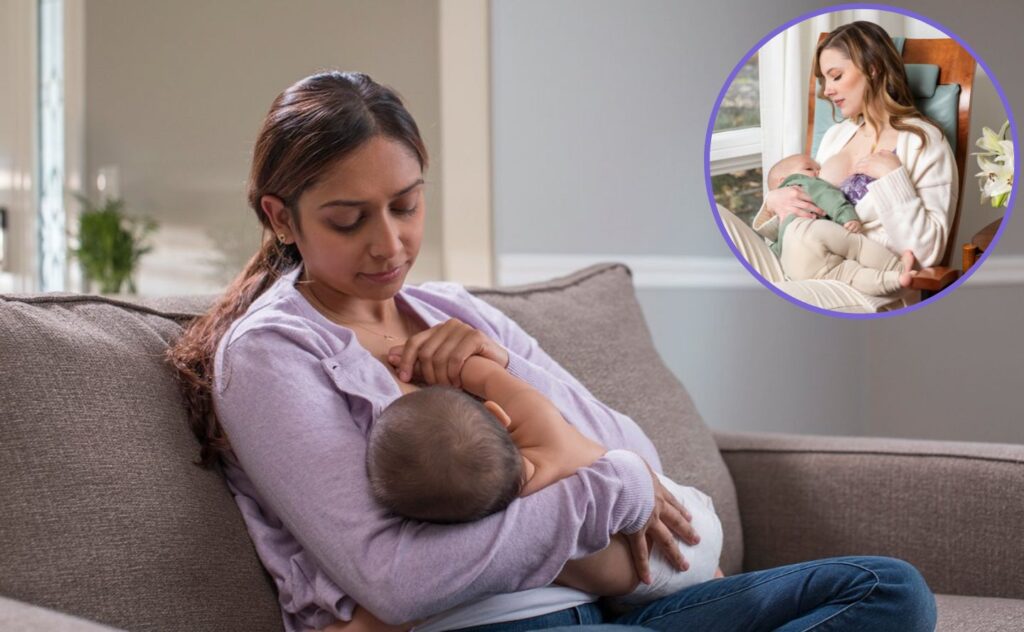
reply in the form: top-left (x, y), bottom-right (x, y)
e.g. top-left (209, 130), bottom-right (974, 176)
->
top-left (460, 356), bottom-right (605, 495)
top-left (459, 356), bottom-right (644, 595)
top-left (459, 354), bottom-right (534, 408)
top-left (814, 181), bottom-right (859, 224)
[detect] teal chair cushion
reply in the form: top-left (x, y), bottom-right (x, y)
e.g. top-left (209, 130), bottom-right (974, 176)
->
top-left (906, 63), bottom-right (940, 98)
top-left (916, 83), bottom-right (960, 153)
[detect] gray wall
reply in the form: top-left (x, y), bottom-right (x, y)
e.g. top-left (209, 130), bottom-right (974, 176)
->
top-left (85, 0), bottom-right (444, 291)
top-left (492, 0), bottom-right (726, 257)
top-left (491, 0), bottom-right (1024, 444)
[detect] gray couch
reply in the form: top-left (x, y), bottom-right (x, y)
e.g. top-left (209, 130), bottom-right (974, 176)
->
top-left (2, 263), bottom-right (1022, 631)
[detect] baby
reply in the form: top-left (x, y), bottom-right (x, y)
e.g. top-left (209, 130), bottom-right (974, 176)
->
top-left (766, 153), bottom-right (917, 296)
top-left (367, 355), bottom-right (724, 611)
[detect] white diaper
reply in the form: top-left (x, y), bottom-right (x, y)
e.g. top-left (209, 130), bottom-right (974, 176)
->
top-left (607, 474), bottom-right (723, 610)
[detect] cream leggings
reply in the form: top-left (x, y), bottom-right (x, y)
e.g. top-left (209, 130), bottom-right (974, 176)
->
top-left (780, 218), bottom-right (904, 296)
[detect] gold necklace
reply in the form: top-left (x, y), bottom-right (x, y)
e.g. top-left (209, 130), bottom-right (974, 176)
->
top-left (304, 282), bottom-right (406, 342)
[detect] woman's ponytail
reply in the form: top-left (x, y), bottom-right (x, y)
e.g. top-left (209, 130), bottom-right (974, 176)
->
top-left (165, 235), bottom-right (301, 469)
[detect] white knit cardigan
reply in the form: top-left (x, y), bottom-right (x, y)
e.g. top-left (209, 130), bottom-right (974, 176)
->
top-left (753, 117), bottom-right (958, 268)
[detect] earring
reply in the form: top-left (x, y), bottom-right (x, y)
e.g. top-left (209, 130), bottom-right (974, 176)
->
top-left (277, 233), bottom-right (287, 243)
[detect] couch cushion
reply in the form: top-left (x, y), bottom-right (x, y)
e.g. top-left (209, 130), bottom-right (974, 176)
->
top-left (936, 594), bottom-right (1024, 631)
top-left (0, 294), bottom-right (282, 632)
top-left (0, 262), bottom-right (744, 632)
top-left (470, 263), bottom-right (743, 574)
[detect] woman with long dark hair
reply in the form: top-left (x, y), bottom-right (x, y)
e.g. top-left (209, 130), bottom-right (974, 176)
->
top-left (168, 70), bottom-right (936, 631)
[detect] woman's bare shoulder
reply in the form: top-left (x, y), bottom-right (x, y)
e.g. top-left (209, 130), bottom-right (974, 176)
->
top-left (816, 119), bottom-right (860, 159)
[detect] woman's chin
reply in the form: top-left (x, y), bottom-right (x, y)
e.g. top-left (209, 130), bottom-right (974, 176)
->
top-left (356, 263), bottom-right (412, 296)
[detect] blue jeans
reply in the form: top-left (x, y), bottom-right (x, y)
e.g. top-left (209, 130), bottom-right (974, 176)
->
top-left (451, 556), bottom-right (937, 631)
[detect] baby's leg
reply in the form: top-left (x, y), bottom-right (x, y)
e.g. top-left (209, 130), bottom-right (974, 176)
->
top-left (779, 218), bottom-right (832, 281)
top-left (822, 261), bottom-right (901, 295)
top-left (805, 221), bottom-right (903, 295)
top-left (605, 475), bottom-right (723, 610)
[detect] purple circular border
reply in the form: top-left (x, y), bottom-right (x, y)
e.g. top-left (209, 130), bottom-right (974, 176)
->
top-left (704, 2), bottom-right (1019, 320)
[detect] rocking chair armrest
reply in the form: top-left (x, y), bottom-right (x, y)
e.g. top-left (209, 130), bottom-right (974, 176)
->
top-left (908, 265), bottom-right (958, 292)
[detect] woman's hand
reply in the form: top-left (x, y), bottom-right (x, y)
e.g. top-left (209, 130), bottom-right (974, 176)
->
top-left (623, 460), bottom-right (700, 585)
top-left (764, 186), bottom-right (824, 222)
top-left (854, 151), bottom-right (902, 179)
top-left (387, 318), bottom-right (509, 388)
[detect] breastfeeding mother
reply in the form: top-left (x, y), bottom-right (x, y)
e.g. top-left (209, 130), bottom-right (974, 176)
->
top-left (168, 71), bottom-right (937, 631)
top-left (754, 21), bottom-right (957, 270)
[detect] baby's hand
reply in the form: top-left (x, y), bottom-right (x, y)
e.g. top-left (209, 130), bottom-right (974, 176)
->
top-left (844, 220), bottom-right (862, 233)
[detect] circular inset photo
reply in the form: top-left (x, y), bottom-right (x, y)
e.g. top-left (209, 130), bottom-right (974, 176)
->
top-left (705, 6), bottom-right (1016, 317)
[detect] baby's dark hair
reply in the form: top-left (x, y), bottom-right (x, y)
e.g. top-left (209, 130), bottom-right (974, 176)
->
top-left (367, 386), bottom-right (523, 523)
top-left (768, 154), bottom-right (810, 190)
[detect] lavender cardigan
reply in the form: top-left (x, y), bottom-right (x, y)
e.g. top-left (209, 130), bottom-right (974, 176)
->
top-left (212, 265), bottom-right (658, 630)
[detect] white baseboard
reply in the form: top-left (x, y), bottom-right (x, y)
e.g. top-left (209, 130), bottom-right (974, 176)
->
top-left (498, 254), bottom-right (1024, 289)
top-left (965, 255), bottom-right (1024, 286)
top-left (497, 254), bottom-right (758, 288)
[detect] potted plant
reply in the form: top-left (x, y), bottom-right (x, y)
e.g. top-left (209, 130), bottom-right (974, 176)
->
top-left (69, 194), bottom-right (157, 294)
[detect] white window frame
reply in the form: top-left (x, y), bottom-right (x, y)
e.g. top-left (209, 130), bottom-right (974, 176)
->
top-left (708, 127), bottom-right (762, 176)
top-left (708, 56), bottom-right (763, 179)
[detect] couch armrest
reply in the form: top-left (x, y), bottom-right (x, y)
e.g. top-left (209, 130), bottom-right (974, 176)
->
top-left (714, 430), bottom-right (1024, 599)
top-left (0, 596), bottom-right (125, 631)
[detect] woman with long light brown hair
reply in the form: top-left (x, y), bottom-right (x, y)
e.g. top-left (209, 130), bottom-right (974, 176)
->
top-left (754, 20), bottom-right (957, 271)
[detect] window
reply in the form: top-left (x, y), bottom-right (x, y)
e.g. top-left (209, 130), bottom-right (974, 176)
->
top-left (713, 53), bottom-right (759, 132)
top-left (710, 53), bottom-right (763, 226)
top-left (39, 0), bottom-right (66, 291)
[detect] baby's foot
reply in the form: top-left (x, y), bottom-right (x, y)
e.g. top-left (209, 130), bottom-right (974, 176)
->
top-left (901, 250), bottom-right (919, 271)
top-left (899, 250), bottom-right (918, 288)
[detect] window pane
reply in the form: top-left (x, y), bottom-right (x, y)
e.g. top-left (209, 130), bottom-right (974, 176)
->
top-left (712, 168), bottom-right (763, 226)
top-left (39, 0), bottom-right (66, 291)
top-left (713, 52), bottom-right (759, 132)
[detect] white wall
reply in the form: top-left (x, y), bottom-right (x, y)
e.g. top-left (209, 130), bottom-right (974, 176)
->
top-left (84, 0), bottom-right (445, 294)
top-left (0, 0), bottom-right (38, 293)
top-left (491, 0), bottom-right (1024, 444)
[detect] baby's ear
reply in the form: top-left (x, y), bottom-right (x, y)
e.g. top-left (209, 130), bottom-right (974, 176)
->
top-left (483, 400), bottom-right (512, 428)
top-left (519, 457), bottom-right (538, 496)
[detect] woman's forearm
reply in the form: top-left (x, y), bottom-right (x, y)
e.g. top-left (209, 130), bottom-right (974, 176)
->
top-left (556, 534), bottom-right (640, 596)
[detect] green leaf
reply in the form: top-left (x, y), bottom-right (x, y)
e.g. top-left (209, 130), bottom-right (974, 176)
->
top-left (67, 194), bottom-right (158, 294)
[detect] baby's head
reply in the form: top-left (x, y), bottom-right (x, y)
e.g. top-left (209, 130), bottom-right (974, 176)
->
top-left (768, 154), bottom-right (821, 189)
top-left (367, 386), bottom-right (523, 524)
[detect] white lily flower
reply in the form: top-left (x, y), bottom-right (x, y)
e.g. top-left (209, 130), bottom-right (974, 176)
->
top-left (972, 120), bottom-right (1014, 208)
top-left (976, 125), bottom-right (1004, 154)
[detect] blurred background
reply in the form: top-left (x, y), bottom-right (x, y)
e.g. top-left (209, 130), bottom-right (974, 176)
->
top-left (1, 0), bottom-right (1020, 445)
